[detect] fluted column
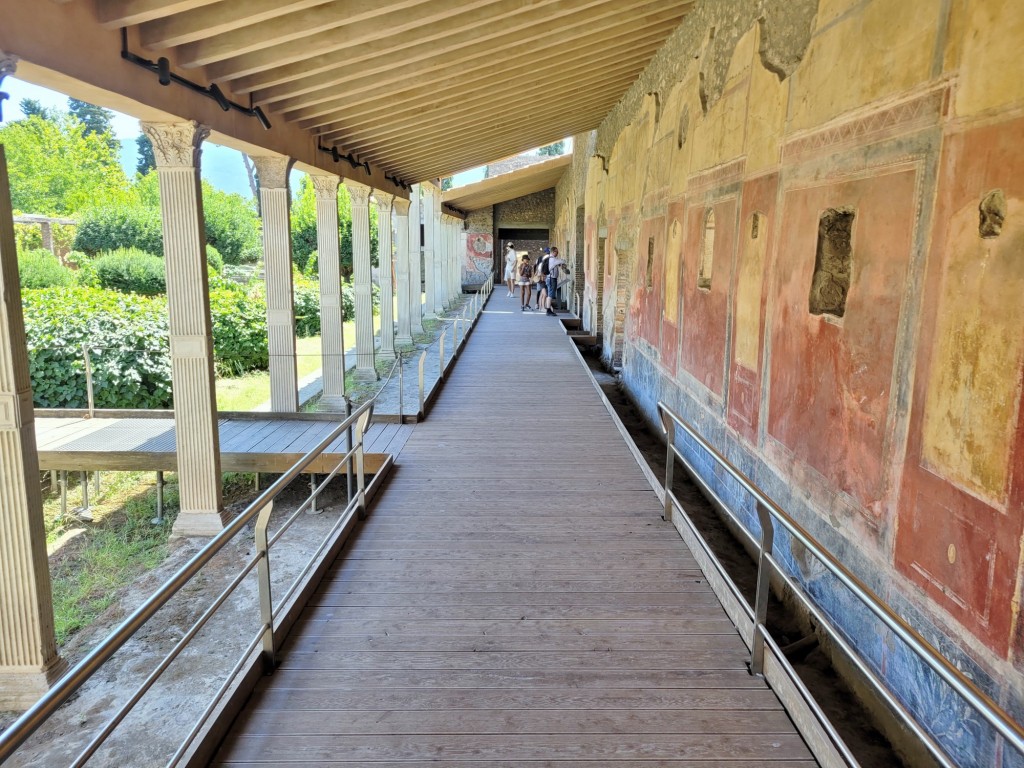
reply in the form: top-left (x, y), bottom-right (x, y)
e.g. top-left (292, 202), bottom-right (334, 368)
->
top-left (429, 185), bottom-right (446, 314)
top-left (375, 194), bottom-right (396, 360)
top-left (393, 198), bottom-right (413, 346)
top-left (142, 121), bottom-right (225, 537)
top-left (0, 141), bottom-right (68, 708)
top-left (250, 156), bottom-right (298, 412)
top-left (407, 186), bottom-right (424, 335)
top-left (438, 214), bottom-right (450, 309)
top-left (311, 174), bottom-right (346, 408)
top-left (345, 181), bottom-right (376, 380)
top-left (421, 182), bottom-right (438, 319)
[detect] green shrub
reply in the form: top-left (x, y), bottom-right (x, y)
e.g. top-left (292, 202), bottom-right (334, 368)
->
top-left (205, 244), bottom-right (224, 274)
top-left (94, 248), bottom-right (166, 295)
top-left (74, 205), bottom-right (164, 256)
top-left (203, 182), bottom-right (262, 264)
top-left (18, 249), bottom-right (74, 289)
top-left (293, 273), bottom-right (320, 338)
top-left (22, 287), bottom-right (171, 409)
top-left (209, 287), bottom-right (268, 376)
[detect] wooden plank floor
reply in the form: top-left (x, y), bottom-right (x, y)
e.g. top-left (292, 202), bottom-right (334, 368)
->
top-left (212, 292), bottom-right (815, 767)
top-left (34, 415), bottom-right (406, 474)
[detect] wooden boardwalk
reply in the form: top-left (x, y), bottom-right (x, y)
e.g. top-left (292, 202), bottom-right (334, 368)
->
top-left (212, 291), bottom-right (815, 766)
top-left (34, 413), bottom-right (409, 474)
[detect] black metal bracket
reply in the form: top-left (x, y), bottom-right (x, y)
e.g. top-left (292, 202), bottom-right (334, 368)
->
top-left (120, 29), bottom-right (271, 129)
top-left (317, 142), bottom-right (371, 175)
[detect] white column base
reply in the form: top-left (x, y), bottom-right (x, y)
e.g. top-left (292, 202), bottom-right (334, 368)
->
top-left (0, 659), bottom-right (69, 710)
top-left (171, 509), bottom-right (230, 538)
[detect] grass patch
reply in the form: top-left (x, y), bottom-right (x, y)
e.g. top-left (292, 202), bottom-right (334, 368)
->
top-left (45, 470), bottom-right (257, 646)
top-left (216, 335), bottom-right (323, 411)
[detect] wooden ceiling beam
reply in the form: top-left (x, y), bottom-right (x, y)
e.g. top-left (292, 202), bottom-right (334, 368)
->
top-left (171, 0), bottom-right (444, 67)
top-left (301, 47), bottom-right (657, 137)
top-left (268, 19), bottom-right (675, 117)
top-left (96, 0), bottom-right (222, 29)
top-left (139, 0), bottom-right (333, 49)
top-left (203, 0), bottom-right (556, 80)
top-left (345, 87), bottom-right (628, 168)
top-left (315, 59), bottom-right (643, 140)
top-left (250, 0), bottom-right (683, 105)
top-left (218, 0), bottom-right (638, 88)
top-left (396, 115), bottom-right (609, 180)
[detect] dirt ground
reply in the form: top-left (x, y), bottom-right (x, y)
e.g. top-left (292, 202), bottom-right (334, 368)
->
top-left (0, 478), bottom-right (349, 768)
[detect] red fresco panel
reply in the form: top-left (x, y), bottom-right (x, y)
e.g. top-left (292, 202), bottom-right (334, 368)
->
top-left (766, 169), bottom-right (916, 514)
top-left (896, 117), bottom-right (1024, 657)
top-left (679, 197), bottom-right (735, 398)
top-left (636, 215), bottom-right (666, 352)
top-left (728, 174), bottom-right (779, 443)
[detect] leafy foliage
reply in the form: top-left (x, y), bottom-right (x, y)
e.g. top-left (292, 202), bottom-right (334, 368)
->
top-left (205, 244), bottom-right (224, 274)
top-left (74, 205), bottom-right (164, 256)
top-left (208, 286), bottom-right (269, 375)
top-left (135, 134), bottom-right (156, 177)
top-left (23, 288), bottom-right (172, 409)
top-left (18, 249), bottom-right (75, 289)
top-left (0, 114), bottom-right (130, 214)
top-left (94, 248), bottom-right (166, 295)
top-left (67, 99), bottom-right (119, 154)
top-left (538, 141), bottom-right (565, 156)
top-left (291, 178), bottom-right (379, 278)
top-left (201, 181), bottom-right (262, 264)
top-left (292, 272), bottom-right (321, 338)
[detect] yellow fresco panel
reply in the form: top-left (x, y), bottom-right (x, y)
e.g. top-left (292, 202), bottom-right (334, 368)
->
top-left (734, 213), bottom-right (768, 369)
top-left (921, 197), bottom-right (1024, 505)
top-left (953, 0), bottom-right (1024, 117)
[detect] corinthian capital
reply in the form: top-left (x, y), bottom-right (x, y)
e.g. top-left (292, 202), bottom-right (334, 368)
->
top-left (392, 197), bottom-right (411, 217)
top-left (310, 174), bottom-right (339, 200)
top-left (141, 121), bottom-right (211, 169)
top-left (250, 155), bottom-right (293, 190)
top-left (375, 192), bottom-right (395, 214)
top-left (344, 180), bottom-right (371, 208)
top-left (0, 50), bottom-right (17, 82)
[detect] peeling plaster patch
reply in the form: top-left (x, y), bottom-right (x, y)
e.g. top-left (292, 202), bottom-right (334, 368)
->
top-left (979, 188), bottom-right (1007, 238)
top-left (809, 207), bottom-right (855, 317)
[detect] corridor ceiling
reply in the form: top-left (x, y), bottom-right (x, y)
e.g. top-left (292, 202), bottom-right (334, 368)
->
top-left (101, 0), bottom-right (694, 184)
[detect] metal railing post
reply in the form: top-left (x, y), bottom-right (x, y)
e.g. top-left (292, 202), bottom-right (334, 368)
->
top-left (151, 471), bottom-right (165, 526)
top-left (418, 351), bottom-right (426, 416)
top-left (253, 501), bottom-right (276, 670)
top-left (398, 352), bottom-right (404, 424)
top-left (660, 411), bottom-right (675, 523)
top-left (345, 396), bottom-right (353, 503)
top-left (355, 407), bottom-right (371, 520)
top-left (439, 328), bottom-right (447, 372)
top-left (82, 344), bottom-right (95, 417)
top-left (750, 502), bottom-right (775, 676)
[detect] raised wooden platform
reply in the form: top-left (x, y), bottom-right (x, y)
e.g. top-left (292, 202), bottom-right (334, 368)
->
top-left (211, 291), bottom-right (816, 766)
top-left (34, 411), bottom-right (410, 475)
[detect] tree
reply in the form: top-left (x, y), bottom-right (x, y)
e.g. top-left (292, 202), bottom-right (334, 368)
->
top-left (68, 98), bottom-right (119, 154)
top-left (136, 134), bottom-right (156, 176)
top-left (0, 114), bottom-right (131, 214)
top-left (538, 141), bottom-right (565, 156)
top-left (441, 177), bottom-right (453, 191)
top-left (19, 99), bottom-right (54, 120)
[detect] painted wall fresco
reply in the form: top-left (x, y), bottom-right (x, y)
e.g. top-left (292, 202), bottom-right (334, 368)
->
top-left (554, 0), bottom-right (1024, 762)
top-left (463, 232), bottom-right (492, 286)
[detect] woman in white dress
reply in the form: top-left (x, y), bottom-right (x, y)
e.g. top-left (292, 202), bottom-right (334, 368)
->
top-left (503, 243), bottom-right (517, 296)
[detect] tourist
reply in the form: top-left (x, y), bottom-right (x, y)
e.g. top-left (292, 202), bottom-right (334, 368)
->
top-left (544, 246), bottom-right (569, 316)
top-left (517, 253), bottom-right (534, 311)
top-left (503, 242), bottom-right (518, 296)
top-left (533, 249), bottom-right (550, 312)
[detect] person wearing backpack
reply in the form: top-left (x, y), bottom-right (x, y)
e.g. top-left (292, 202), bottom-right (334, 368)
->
top-left (516, 253), bottom-right (534, 311)
top-left (544, 246), bottom-right (569, 316)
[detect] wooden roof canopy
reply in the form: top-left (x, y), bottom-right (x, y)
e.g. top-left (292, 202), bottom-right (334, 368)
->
top-left (442, 154), bottom-right (572, 212)
top-left (101, 0), bottom-right (694, 185)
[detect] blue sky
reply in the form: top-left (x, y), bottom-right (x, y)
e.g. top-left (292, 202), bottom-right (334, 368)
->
top-left (1, 77), bottom-right (524, 196)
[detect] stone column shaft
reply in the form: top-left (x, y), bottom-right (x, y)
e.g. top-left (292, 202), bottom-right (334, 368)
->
top-left (375, 194), bottom-right (396, 360)
top-left (345, 181), bottom-right (377, 380)
top-left (430, 186), bottom-right (445, 314)
top-left (0, 143), bottom-right (67, 708)
top-left (143, 121), bottom-right (225, 537)
top-left (393, 198), bottom-right (413, 346)
top-left (251, 155), bottom-right (298, 412)
top-left (421, 182), bottom-right (438, 319)
top-left (408, 186), bottom-right (424, 334)
top-left (312, 174), bottom-right (346, 408)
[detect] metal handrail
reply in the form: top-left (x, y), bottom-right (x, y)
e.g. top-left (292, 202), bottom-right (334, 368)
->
top-left (0, 398), bottom-right (377, 765)
top-left (657, 400), bottom-right (1024, 766)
